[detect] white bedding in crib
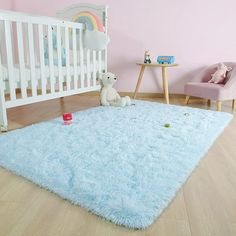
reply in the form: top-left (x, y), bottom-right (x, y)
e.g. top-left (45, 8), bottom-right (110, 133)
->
top-left (1, 63), bottom-right (104, 83)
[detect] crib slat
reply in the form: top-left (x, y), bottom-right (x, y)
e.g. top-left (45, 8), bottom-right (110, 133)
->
top-left (0, 52), bottom-right (8, 128)
top-left (56, 25), bottom-right (63, 92)
top-left (0, 53), bottom-right (4, 87)
top-left (48, 26), bottom-right (55, 93)
top-left (86, 49), bottom-right (91, 88)
top-left (98, 51), bottom-right (102, 73)
top-left (38, 24), bottom-right (46, 95)
top-left (27, 23), bottom-right (37, 97)
top-left (16, 22), bottom-right (27, 98)
top-left (79, 28), bottom-right (84, 89)
top-left (72, 28), bottom-right (78, 90)
top-left (4, 20), bottom-right (16, 100)
top-left (102, 50), bottom-right (106, 73)
top-left (65, 26), bottom-right (71, 90)
top-left (92, 51), bottom-right (97, 87)
top-left (104, 49), bottom-right (108, 73)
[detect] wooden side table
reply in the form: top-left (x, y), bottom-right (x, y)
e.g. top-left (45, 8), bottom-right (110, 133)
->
top-left (134, 63), bottom-right (178, 104)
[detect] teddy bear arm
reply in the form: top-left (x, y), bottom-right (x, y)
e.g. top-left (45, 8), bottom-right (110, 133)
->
top-left (208, 76), bottom-right (214, 83)
top-left (100, 89), bottom-right (110, 106)
top-left (115, 90), bottom-right (121, 100)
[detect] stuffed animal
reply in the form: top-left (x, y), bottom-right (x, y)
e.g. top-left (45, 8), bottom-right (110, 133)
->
top-left (144, 51), bottom-right (151, 64)
top-left (99, 72), bottom-right (131, 107)
top-left (208, 62), bottom-right (232, 84)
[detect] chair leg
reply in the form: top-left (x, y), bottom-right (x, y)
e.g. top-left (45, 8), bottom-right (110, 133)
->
top-left (207, 99), bottom-right (211, 107)
top-left (185, 96), bottom-right (190, 105)
top-left (232, 99), bottom-right (236, 110)
top-left (216, 101), bottom-right (222, 112)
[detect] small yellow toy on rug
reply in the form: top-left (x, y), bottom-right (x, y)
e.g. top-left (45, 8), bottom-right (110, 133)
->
top-left (99, 72), bottom-right (131, 107)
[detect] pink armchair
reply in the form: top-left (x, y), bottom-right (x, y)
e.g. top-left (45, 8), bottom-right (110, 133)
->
top-left (184, 62), bottom-right (236, 111)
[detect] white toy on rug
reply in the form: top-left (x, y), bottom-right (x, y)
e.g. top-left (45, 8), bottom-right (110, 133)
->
top-left (208, 62), bottom-right (232, 84)
top-left (99, 72), bottom-right (131, 107)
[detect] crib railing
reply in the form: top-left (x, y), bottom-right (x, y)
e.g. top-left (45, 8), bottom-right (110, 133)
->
top-left (0, 10), bottom-right (103, 110)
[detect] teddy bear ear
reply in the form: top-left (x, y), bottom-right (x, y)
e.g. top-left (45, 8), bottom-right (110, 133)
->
top-left (97, 73), bottom-right (103, 81)
top-left (97, 73), bottom-right (104, 86)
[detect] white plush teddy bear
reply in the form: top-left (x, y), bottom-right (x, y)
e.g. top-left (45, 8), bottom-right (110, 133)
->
top-left (99, 72), bottom-right (131, 107)
top-left (208, 62), bottom-right (232, 84)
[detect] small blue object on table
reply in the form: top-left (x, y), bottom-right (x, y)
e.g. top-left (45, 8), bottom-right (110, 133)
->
top-left (157, 56), bottom-right (175, 64)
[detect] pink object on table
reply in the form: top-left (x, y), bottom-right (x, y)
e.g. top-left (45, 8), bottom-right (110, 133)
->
top-left (63, 113), bottom-right (73, 125)
top-left (184, 62), bottom-right (236, 101)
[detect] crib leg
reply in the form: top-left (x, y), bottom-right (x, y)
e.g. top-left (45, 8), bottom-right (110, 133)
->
top-left (0, 92), bottom-right (8, 132)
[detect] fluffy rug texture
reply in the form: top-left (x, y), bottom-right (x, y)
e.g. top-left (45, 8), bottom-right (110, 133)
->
top-left (0, 101), bottom-right (232, 228)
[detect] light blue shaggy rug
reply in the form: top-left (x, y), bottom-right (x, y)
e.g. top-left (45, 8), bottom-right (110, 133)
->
top-left (0, 101), bottom-right (232, 229)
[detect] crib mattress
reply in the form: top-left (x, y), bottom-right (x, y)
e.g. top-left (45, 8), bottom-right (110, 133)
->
top-left (0, 63), bottom-right (104, 83)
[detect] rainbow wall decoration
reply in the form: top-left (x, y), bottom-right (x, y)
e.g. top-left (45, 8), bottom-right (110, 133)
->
top-left (73, 11), bottom-right (104, 32)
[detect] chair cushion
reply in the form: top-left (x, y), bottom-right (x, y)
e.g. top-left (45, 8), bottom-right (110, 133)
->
top-left (184, 82), bottom-right (228, 100)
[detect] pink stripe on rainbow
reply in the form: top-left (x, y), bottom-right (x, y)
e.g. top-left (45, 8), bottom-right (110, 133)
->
top-left (73, 11), bottom-right (104, 32)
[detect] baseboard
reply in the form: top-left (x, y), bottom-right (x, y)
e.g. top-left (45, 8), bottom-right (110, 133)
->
top-left (119, 92), bottom-right (185, 99)
top-left (12, 89), bottom-right (205, 100)
top-left (79, 91), bottom-right (186, 99)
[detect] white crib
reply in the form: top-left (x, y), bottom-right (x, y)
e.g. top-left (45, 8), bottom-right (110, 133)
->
top-left (0, 4), bottom-right (108, 131)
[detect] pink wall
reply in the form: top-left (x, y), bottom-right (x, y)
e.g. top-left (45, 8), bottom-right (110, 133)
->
top-left (0, 0), bottom-right (14, 10)
top-left (1, 0), bottom-right (236, 93)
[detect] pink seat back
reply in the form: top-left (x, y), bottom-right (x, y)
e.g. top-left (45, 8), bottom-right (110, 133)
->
top-left (201, 62), bottom-right (236, 85)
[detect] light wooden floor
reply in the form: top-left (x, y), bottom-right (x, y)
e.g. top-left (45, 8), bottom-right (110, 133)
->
top-left (0, 94), bottom-right (236, 236)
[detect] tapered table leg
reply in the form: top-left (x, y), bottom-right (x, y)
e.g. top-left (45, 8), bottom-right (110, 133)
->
top-left (216, 101), bottom-right (222, 112)
top-left (162, 66), bottom-right (169, 104)
top-left (133, 65), bottom-right (145, 99)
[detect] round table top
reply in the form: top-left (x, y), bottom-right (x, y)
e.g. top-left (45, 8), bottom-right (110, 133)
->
top-left (136, 63), bottom-right (178, 67)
